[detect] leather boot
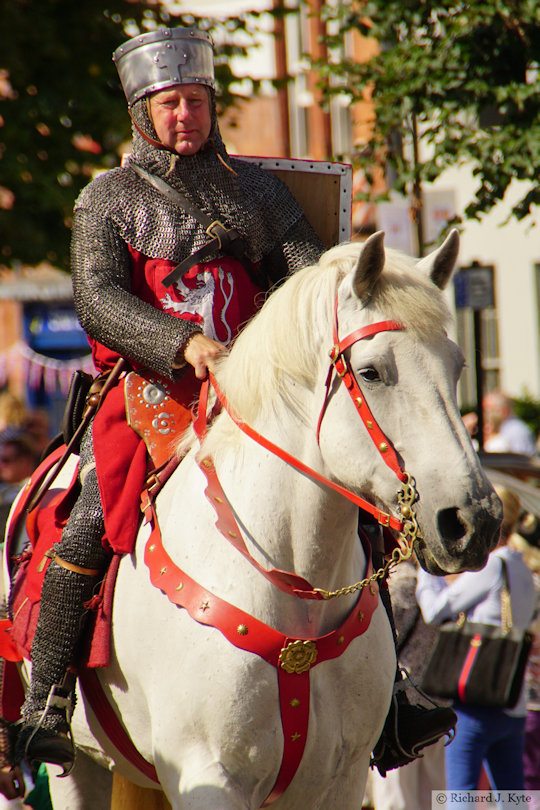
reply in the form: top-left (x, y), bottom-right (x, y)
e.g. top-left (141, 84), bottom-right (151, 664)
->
top-left (370, 540), bottom-right (457, 775)
top-left (16, 558), bottom-right (101, 775)
top-left (371, 671), bottom-right (456, 776)
top-left (15, 677), bottom-right (75, 776)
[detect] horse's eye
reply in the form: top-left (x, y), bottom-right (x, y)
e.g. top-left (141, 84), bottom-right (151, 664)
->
top-left (359, 367), bottom-right (380, 382)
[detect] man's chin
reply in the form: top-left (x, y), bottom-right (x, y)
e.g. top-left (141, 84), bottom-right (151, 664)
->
top-left (174, 136), bottom-right (205, 156)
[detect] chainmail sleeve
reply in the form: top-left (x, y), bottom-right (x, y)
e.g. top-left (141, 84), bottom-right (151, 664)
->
top-left (71, 207), bottom-right (199, 379)
top-left (259, 216), bottom-right (324, 288)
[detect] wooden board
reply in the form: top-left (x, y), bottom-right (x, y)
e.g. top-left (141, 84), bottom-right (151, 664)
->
top-left (237, 156), bottom-right (353, 249)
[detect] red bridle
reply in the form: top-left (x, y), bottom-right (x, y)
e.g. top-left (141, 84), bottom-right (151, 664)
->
top-left (317, 295), bottom-right (406, 482)
top-left (203, 295), bottom-right (408, 534)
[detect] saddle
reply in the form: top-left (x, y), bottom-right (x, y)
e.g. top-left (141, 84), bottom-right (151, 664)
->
top-left (124, 370), bottom-right (199, 468)
top-left (4, 371), bottom-right (197, 676)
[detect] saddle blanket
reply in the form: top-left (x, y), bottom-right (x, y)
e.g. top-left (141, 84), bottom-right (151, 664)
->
top-left (4, 446), bottom-right (121, 672)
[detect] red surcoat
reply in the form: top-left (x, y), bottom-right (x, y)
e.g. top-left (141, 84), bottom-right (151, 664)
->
top-left (90, 249), bottom-right (263, 554)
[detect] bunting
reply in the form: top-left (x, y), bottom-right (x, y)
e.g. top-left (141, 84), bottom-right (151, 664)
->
top-left (0, 342), bottom-right (94, 395)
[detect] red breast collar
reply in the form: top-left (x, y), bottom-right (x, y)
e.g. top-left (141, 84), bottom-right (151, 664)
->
top-left (141, 491), bottom-right (378, 806)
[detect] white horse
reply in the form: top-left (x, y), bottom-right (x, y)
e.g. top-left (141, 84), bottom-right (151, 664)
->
top-left (14, 231), bottom-right (501, 809)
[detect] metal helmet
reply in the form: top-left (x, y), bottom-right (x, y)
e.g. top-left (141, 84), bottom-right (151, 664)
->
top-left (113, 27), bottom-right (215, 108)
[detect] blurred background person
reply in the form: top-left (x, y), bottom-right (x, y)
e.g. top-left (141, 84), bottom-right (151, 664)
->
top-left (509, 510), bottom-right (540, 802)
top-left (0, 394), bottom-right (26, 452)
top-left (416, 487), bottom-right (536, 791)
top-left (483, 390), bottom-right (536, 455)
top-left (20, 411), bottom-right (50, 462)
top-left (0, 438), bottom-right (40, 540)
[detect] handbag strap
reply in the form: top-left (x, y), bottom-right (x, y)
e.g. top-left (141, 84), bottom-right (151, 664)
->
top-left (129, 162), bottom-right (250, 287)
top-left (499, 557), bottom-right (513, 634)
top-left (454, 556), bottom-right (513, 633)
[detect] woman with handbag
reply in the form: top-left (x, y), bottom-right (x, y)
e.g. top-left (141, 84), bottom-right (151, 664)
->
top-left (416, 487), bottom-right (536, 791)
top-left (509, 513), bottom-right (540, 799)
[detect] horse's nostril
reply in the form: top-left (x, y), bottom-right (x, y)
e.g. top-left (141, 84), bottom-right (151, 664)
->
top-left (437, 507), bottom-right (467, 545)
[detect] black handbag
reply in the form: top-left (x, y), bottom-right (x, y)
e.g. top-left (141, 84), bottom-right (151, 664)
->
top-left (420, 560), bottom-right (533, 709)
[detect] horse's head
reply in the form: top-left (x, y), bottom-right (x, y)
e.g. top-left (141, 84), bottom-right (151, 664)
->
top-left (318, 230), bottom-right (502, 575)
top-left (204, 229), bottom-right (501, 576)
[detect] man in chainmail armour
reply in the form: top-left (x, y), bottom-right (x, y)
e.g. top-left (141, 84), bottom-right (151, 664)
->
top-left (15, 26), bottom-right (324, 772)
top-left (15, 25), bottom-right (455, 778)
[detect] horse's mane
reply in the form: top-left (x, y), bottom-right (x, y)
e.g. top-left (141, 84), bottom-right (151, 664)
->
top-left (178, 240), bottom-right (453, 458)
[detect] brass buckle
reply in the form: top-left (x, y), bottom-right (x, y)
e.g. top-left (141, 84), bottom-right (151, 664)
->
top-left (329, 347), bottom-right (347, 378)
top-left (205, 220), bottom-right (230, 249)
top-left (145, 473), bottom-right (161, 494)
top-left (329, 345), bottom-right (340, 363)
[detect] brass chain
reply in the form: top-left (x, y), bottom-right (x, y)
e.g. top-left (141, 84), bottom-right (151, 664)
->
top-left (314, 472), bottom-right (422, 600)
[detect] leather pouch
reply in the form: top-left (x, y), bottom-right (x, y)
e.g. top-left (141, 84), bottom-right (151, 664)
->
top-left (61, 370), bottom-right (94, 444)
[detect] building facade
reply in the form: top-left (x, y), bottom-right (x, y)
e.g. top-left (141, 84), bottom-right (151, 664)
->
top-left (193, 0), bottom-right (540, 404)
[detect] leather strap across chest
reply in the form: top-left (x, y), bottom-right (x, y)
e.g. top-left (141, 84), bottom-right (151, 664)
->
top-left (130, 162), bottom-right (252, 287)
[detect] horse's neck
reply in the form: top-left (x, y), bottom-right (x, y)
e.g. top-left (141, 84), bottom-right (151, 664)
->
top-left (165, 432), bottom-right (366, 635)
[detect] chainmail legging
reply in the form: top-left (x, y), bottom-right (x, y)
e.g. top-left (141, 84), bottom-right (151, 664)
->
top-left (22, 425), bottom-right (110, 727)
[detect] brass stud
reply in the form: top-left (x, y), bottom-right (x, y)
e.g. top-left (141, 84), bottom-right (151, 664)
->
top-left (291, 732), bottom-right (301, 742)
top-left (358, 611), bottom-right (365, 622)
top-left (148, 544), bottom-right (155, 552)
top-left (200, 601), bottom-right (210, 612)
top-left (379, 442), bottom-right (388, 453)
top-left (290, 698), bottom-right (300, 708)
top-left (237, 624), bottom-right (248, 635)
top-left (355, 397), bottom-right (363, 408)
top-left (175, 582), bottom-right (184, 591)
top-left (160, 566), bottom-right (167, 576)
top-left (366, 420), bottom-right (373, 429)
top-left (228, 531), bottom-right (238, 538)
top-left (215, 496), bottom-right (223, 503)
top-left (337, 635), bottom-right (345, 645)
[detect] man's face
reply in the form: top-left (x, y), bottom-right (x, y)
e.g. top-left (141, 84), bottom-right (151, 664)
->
top-left (148, 84), bottom-right (212, 156)
top-left (0, 446), bottom-right (34, 484)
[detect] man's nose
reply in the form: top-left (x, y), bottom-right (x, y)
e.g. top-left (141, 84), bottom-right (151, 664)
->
top-left (176, 100), bottom-right (192, 119)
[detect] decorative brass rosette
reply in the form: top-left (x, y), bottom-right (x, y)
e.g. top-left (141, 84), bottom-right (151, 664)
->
top-left (279, 640), bottom-right (318, 674)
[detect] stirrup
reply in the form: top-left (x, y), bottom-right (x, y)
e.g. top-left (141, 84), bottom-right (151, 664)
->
top-left (371, 669), bottom-right (457, 776)
top-left (23, 684), bottom-right (76, 776)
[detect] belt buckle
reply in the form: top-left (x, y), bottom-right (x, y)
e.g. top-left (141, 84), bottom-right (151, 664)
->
top-left (206, 220), bottom-right (228, 248)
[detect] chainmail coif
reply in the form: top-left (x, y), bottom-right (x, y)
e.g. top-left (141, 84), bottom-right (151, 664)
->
top-left (71, 101), bottom-right (323, 379)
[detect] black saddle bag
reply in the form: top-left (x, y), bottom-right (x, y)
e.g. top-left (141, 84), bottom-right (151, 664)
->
top-left (61, 369), bottom-right (94, 444)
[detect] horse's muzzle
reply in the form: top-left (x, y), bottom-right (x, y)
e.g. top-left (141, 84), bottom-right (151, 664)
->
top-left (415, 501), bottom-right (502, 575)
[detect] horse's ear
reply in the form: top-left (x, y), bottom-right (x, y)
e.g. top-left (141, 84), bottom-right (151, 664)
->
top-left (352, 231), bottom-right (386, 301)
top-left (417, 229), bottom-right (460, 290)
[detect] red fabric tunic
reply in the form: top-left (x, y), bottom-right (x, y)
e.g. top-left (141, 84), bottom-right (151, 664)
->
top-left (90, 250), bottom-right (263, 554)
